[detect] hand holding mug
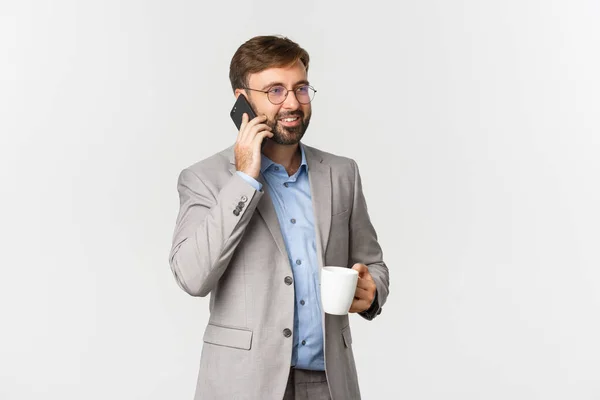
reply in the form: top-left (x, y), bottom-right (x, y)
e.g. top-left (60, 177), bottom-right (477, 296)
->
top-left (349, 263), bottom-right (377, 313)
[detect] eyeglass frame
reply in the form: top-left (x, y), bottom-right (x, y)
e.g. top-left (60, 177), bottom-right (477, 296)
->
top-left (242, 84), bottom-right (317, 105)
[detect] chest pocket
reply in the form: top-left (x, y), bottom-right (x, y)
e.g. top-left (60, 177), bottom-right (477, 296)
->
top-left (203, 323), bottom-right (253, 350)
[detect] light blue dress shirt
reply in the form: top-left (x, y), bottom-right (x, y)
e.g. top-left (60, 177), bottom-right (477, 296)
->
top-left (236, 144), bottom-right (325, 370)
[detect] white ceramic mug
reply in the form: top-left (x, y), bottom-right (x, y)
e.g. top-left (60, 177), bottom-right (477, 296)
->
top-left (320, 266), bottom-right (358, 315)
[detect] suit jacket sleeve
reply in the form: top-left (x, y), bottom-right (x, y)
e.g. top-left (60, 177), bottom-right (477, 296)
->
top-left (348, 159), bottom-right (390, 320)
top-left (168, 168), bottom-right (263, 297)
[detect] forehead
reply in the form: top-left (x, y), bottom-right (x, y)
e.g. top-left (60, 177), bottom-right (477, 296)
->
top-left (247, 60), bottom-right (308, 88)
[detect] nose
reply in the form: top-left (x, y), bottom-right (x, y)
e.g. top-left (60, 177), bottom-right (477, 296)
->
top-left (281, 90), bottom-right (300, 110)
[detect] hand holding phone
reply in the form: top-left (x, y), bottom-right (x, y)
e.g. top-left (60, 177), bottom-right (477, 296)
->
top-left (230, 95), bottom-right (273, 179)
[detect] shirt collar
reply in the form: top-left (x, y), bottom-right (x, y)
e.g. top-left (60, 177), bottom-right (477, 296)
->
top-left (260, 143), bottom-right (308, 174)
top-left (260, 152), bottom-right (275, 173)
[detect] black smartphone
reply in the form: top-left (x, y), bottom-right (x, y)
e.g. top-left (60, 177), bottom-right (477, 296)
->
top-left (230, 94), bottom-right (257, 131)
top-left (230, 94), bottom-right (268, 147)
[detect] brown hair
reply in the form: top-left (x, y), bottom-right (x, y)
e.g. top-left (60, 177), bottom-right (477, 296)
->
top-left (229, 35), bottom-right (310, 92)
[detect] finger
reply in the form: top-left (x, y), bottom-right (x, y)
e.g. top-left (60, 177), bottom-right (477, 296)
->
top-left (359, 269), bottom-right (374, 281)
top-left (354, 286), bottom-right (368, 299)
top-left (243, 122), bottom-right (271, 141)
top-left (238, 113), bottom-right (250, 138)
top-left (356, 277), bottom-right (375, 290)
top-left (244, 126), bottom-right (272, 149)
top-left (351, 263), bottom-right (369, 276)
top-left (238, 113), bottom-right (255, 144)
top-left (354, 284), bottom-right (374, 298)
top-left (251, 130), bottom-right (274, 152)
top-left (355, 286), bottom-right (375, 304)
top-left (249, 122), bottom-right (272, 134)
top-left (244, 117), bottom-right (269, 133)
top-left (253, 129), bottom-right (274, 144)
top-left (243, 114), bottom-right (267, 133)
top-left (240, 114), bottom-right (265, 142)
top-left (349, 298), bottom-right (370, 313)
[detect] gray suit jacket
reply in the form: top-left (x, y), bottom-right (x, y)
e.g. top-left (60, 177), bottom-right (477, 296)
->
top-left (169, 143), bottom-right (389, 400)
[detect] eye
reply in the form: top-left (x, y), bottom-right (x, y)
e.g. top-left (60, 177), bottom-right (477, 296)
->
top-left (269, 86), bottom-right (286, 95)
top-left (297, 85), bottom-right (309, 94)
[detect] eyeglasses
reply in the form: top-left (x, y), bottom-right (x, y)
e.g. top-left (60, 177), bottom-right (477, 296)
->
top-left (243, 85), bottom-right (317, 105)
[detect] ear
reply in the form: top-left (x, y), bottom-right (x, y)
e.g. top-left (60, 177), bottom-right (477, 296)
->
top-left (234, 88), bottom-right (246, 99)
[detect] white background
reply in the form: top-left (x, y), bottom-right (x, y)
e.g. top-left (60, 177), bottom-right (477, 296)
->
top-left (1, 0), bottom-right (599, 399)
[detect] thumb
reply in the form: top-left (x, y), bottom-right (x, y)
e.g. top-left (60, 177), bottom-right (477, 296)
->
top-left (352, 263), bottom-right (370, 278)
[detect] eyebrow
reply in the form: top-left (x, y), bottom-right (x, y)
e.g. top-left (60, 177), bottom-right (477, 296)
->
top-left (261, 80), bottom-right (310, 90)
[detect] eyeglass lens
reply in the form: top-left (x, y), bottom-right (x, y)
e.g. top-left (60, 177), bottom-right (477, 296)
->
top-left (268, 86), bottom-right (315, 104)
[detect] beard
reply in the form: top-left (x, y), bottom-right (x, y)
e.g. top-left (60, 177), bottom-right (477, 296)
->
top-left (267, 111), bottom-right (311, 145)
top-left (246, 97), bottom-right (311, 145)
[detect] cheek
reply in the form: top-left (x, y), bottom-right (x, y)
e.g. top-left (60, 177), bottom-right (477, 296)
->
top-left (303, 106), bottom-right (312, 121)
top-left (267, 113), bottom-right (280, 126)
top-left (251, 100), bottom-right (279, 120)
top-left (266, 109), bottom-right (281, 124)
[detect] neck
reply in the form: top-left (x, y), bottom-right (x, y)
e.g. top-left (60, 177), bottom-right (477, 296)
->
top-left (262, 141), bottom-right (302, 173)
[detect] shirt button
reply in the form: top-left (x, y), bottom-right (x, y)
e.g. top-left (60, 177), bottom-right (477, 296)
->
top-left (284, 276), bottom-right (293, 285)
top-left (284, 182), bottom-right (289, 187)
top-left (301, 340), bottom-right (306, 346)
top-left (290, 218), bottom-right (296, 224)
top-left (274, 166), bottom-right (280, 171)
top-left (300, 300), bottom-right (305, 306)
top-left (296, 259), bottom-right (302, 265)
top-left (283, 328), bottom-right (292, 338)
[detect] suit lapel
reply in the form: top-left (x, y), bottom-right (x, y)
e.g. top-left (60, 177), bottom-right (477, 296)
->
top-left (304, 145), bottom-right (332, 267)
top-left (228, 150), bottom-right (288, 260)
top-left (255, 175), bottom-right (289, 259)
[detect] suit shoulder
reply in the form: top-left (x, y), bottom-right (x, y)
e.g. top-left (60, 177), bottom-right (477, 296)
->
top-left (303, 144), bottom-right (357, 168)
top-left (182, 146), bottom-right (233, 177)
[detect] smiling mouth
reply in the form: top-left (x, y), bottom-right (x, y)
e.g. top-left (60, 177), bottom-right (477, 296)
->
top-left (279, 117), bottom-right (300, 122)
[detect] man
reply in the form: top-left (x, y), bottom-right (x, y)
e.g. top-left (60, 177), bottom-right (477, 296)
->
top-left (169, 35), bottom-right (389, 400)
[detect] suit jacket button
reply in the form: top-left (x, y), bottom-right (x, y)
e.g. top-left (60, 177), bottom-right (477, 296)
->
top-left (284, 276), bottom-right (293, 285)
top-left (241, 195), bottom-right (248, 202)
top-left (238, 201), bottom-right (245, 208)
top-left (283, 328), bottom-right (292, 338)
top-left (233, 209), bottom-right (240, 216)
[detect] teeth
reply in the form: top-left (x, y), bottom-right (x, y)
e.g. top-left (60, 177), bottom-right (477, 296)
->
top-left (281, 117), bottom-right (298, 122)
